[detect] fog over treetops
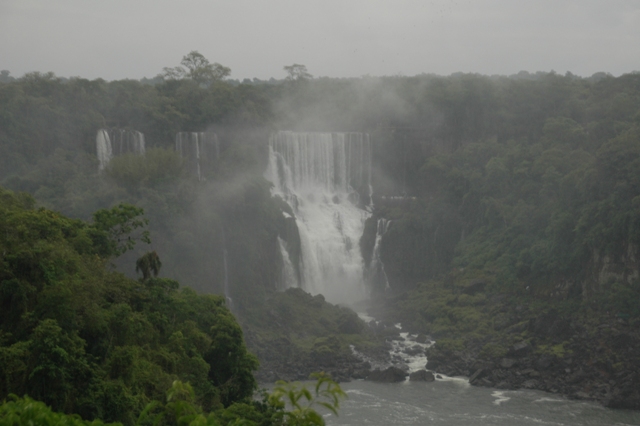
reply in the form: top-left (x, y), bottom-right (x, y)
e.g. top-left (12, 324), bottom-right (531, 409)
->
top-left (2, 7), bottom-right (640, 419)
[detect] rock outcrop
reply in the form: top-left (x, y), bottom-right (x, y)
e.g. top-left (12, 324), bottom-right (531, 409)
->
top-left (425, 315), bottom-right (640, 409)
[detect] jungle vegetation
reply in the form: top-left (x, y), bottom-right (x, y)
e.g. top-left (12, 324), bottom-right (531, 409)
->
top-left (1, 53), bottom-right (640, 421)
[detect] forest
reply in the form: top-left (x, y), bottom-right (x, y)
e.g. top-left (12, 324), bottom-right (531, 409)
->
top-left (1, 51), bottom-right (640, 420)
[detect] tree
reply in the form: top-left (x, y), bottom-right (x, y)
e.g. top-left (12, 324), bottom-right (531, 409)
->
top-left (269, 372), bottom-right (346, 425)
top-left (136, 251), bottom-right (162, 281)
top-left (91, 203), bottom-right (150, 257)
top-left (284, 64), bottom-right (312, 82)
top-left (0, 70), bottom-right (14, 83)
top-left (162, 51), bottom-right (231, 86)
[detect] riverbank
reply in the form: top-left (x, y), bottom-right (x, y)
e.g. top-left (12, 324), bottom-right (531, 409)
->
top-left (367, 285), bottom-right (640, 411)
top-left (239, 285), bottom-right (639, 411)
top-left (424, 312), bottom-right (640, 409)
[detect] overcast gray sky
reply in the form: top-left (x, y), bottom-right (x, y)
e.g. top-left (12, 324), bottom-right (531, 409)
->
top-left (1, 0), bottom-right (638, 81)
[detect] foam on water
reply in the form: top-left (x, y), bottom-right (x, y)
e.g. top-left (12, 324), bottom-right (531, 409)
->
top-left (492, 390), bottom-right (511, 405)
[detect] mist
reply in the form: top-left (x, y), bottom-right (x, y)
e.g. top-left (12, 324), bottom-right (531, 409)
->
top-left (2, 15), bottom-right (640, 420)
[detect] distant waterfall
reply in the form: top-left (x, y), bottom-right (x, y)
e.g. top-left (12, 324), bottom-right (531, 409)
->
top-left (221, 227), bottom-right (233, 309)
top-left (265, 131), bottom-right (372, 304)
top-left (278, 237), bottom-right (298, 291)
top-left (175, 132), bottom-right (219, 181)
top-left (368, 219), bottom-right (392, 291)
top-left (96, 128), bottom-right (145, 170)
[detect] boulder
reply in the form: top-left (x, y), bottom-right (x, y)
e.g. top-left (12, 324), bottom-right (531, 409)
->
top-left (469, 368), bottom-right (486, 384)
top-left (508, 341), bottom-right (532, 357)
top-left (409, 370), bottom-right (435, 382)
top-left (426, 358), bottom-right (439, 370)
top-left (500, 358), bottom-right (517, 368)
top-left (367, 366), bottom-right (408, 383)
top-left (352, 369), bottom-right (370, 379)
top-left (416, 334), bottom-right (429, 344)
top-left (404, 346), bottom-right (424, 356)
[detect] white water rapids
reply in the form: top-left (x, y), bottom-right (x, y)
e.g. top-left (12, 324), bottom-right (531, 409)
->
top-left (265, 131), bottom-right (372, 304)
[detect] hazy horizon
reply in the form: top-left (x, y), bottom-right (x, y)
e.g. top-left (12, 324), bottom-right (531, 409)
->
top-left (1, 0), bottom-right (639, 81)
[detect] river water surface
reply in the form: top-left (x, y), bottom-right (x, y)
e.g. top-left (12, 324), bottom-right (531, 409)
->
top-left (324, 378), bottom-right (640, 425)
top-left (321, 312), bottom-right (640, 425)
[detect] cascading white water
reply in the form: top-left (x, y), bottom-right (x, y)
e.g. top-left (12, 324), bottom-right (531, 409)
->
top-left (175, 132), bottom-right (219, 181)
top-left (368, 218), bottom-right (392, 291)
top-left (265, 131), bottom-right (372, 304)
top-left (278, 237), bottom-right (298, 291)
top-left (96, 129), bottom-right (113, 171)
top-left (96, 128), bottom-right (145, 170)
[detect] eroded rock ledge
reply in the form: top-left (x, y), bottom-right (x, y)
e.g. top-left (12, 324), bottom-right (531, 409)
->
top-left (425, 314), bottom-right (640, 410)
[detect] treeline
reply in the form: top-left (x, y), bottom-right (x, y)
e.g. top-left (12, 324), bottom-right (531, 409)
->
top-left (2, 61), bottom-right (640, 305)
top-left (0, 70), bottom-right (273, 182)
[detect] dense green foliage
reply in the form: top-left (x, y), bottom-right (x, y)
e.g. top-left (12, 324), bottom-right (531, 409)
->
top-left (0, 188), bottom-right (260, 423)
top-left (2, 60), bottom-right (640, 417)
top-left (1, 377), bottom-right (345, 426)
top-left (357, 72), bottom-right (640, 305)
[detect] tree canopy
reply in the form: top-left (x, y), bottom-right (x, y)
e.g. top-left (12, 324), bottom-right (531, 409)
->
top-left (163, 51), bottom-right (231, 86)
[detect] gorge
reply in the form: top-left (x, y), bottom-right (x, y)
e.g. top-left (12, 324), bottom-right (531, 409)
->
top-left (2, 70), bottom-right (640, 424)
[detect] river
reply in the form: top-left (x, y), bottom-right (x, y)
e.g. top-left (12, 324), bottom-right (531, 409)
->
top-left (316, 313), bottom-right (640, 425)
top-left (324, 378), bottom-right (640, 425)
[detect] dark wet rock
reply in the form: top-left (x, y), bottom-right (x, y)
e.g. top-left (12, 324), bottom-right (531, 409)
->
top-left (425, 358), bottom-right (439, 371)
top-left (358, 296), bottom-right (640, 409)
top-left (352, 369), bottom-right (370, 379)
top-left (367, 366), bottom-right (408, 382)
top-left (404, 346), bottom-right (424, 356)
top-left (416, 334), bottom-right (429, 343)
top-left (500, 358), bottom-right (517, 368)
top-left (509, 341), bottom-right (532, 357)
top-left (410, 370), bottom-right (435, 382)
top-left (536, 356), bottom-right (554, 370)
top-left (469, 368), bottom-right (486, 384)
top-left (395, 362), bottom-right (410, 372)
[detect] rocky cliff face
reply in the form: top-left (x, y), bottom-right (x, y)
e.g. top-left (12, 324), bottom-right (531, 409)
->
top-left (425, 311), bottom-right (640, 410)
top-left (582, 245), bottom-right (640, 300)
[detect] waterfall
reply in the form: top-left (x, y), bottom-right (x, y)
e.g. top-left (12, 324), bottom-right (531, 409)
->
top-left (175, 132), bottom-right (219, 181)
top-left (369, 218), bottom-right (392, 291)
top-left (96, 128), bottom-right (145, 170)
top-left (221, 227), bottom-right (233, 309)
top-left (278, 237), bottom-right (298, 291)
top-left (96, 129), bottom-right (112, 171)
top-left (265, 131), bottom-right (372, 304)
